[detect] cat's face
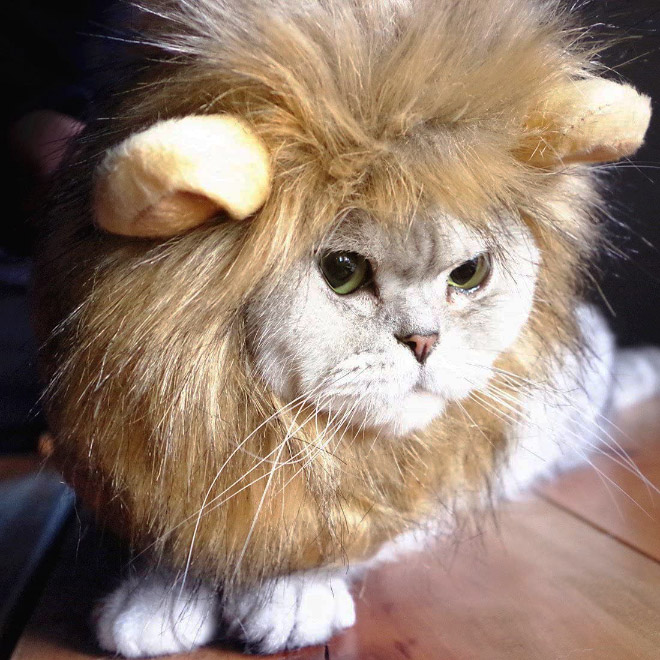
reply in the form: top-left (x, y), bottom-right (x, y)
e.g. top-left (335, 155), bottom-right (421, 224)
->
top-left (247, 212), bottom-right (539, 437)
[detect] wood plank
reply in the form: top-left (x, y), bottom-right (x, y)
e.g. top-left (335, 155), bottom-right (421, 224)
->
top-left (11, 399), bottom-right (660, 659)
top-left (12, 492), bottom-right (660, 660)
top-left (538, 396), bottom-right (660, 561)
top-left (338, 496), bottom-right (660, 660)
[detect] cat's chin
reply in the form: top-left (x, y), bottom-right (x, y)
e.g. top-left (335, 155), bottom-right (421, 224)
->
top-left (342, 389), bottom-right (447, 438)
top-left (385, 390), bottom-right (447, 436)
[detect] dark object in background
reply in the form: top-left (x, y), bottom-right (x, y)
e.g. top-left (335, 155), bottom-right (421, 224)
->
top-left (0, 279), bottom-right (42, 453)
top-left (585, 1), bottom-right (660, 346)
top-left (3, 1), bottom-right (100, 256)
top-left (0, 1), bottom-right (113, 453)
top-left (0, 0), bottom-right (659, 453)
top-left (0, 466), bottom-right (74, 658)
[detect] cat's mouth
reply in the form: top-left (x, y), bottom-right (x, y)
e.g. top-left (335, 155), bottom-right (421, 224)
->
top-left (411, 372), bottom-right (440, 395)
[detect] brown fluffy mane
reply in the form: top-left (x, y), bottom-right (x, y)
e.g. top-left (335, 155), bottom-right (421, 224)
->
top-left (36, 0), bottom-right (604, 590)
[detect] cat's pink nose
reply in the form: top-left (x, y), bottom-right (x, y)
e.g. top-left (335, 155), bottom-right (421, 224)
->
top-left (398, 333), bottom-right (438, 364)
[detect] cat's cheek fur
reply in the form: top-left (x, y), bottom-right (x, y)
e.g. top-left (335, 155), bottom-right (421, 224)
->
top-left (424, 235), bottom-right (540, 400)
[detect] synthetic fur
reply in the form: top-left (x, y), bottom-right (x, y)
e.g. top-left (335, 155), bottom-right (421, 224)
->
top-left (94, 115), bottom-right (272, 236)
top-left (521, 77), bottom-right (651, 166)
top-left (35, 0), bottom-right (646, 594)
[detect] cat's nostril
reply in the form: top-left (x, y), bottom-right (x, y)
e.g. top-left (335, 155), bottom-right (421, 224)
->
top-left (397, 333), bottom-right (439, 364)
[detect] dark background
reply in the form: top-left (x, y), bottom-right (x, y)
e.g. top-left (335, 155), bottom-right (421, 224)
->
top-left (0, 0), bottom-right (658, 453)
top-left (583, 0), bottom-right (660, 345)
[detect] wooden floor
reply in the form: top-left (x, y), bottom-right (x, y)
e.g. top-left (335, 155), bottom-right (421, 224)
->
top-left (5, 398), bottom-right (660, 660)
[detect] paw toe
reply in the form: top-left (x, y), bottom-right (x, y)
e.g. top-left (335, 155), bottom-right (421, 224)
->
top-left (96, 577), bottom-right (217, 657)
top-left (223, 575), bottom-right (355, 654)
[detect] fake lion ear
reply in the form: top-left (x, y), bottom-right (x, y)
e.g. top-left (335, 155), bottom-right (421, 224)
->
top-left (93, 115), bottom-right (271, 238)
top-left (520, 78), bottom-right (652, 168)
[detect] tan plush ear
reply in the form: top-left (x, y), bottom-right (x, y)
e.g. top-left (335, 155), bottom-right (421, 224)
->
top-left (520, 78), bottom-right (652, 168)
top-left (93, 115), bottom-right (271, 237)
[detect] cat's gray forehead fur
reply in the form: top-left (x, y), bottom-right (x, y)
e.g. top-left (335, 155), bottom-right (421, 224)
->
top-left (319, 211), bottom-right (487, 283)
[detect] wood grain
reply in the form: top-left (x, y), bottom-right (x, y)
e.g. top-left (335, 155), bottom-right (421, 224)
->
top-left (9, 399), bottom-right (660, 660)
top-left (11, 497), bottom-right (660, 660)
top-left (538, 396), bottom-right (660, 562)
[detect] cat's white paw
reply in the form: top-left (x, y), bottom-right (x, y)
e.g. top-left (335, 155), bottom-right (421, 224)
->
top-left (95, 574), bottom-right (218, 657)
top-left (222, 573), bottom-right (355, 653)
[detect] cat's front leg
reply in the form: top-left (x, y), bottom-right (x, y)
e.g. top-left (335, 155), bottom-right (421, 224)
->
top-left (95, 570), bottom-right (218, 657)
top-left (221, 571), bottom-right (355, 654)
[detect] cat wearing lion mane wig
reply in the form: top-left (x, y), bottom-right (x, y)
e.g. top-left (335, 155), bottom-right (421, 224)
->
top-left (35, 0), bottom-right (660, 655)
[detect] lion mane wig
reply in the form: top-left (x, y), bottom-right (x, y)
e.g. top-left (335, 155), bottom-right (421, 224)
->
top-left (36, 0), bottom-right (650, 592)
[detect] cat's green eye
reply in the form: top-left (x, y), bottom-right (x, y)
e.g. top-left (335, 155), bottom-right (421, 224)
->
top-left (319, 251), bottom-right (372, 295)
top-left (447, 253), bottom-right (491, 291)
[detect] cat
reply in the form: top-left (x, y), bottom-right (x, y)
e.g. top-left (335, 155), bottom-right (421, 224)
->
top-left (34, 0), bottom-right (660, 656)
